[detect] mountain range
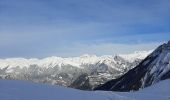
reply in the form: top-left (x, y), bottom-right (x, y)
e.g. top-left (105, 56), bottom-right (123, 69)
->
top-left (0, 51), bottom-right (151, 90)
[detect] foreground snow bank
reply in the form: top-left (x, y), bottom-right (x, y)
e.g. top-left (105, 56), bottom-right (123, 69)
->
top-left (117, 79), bottom-right (170, 100)
top-left (0, 79), bottom-right (169, 100)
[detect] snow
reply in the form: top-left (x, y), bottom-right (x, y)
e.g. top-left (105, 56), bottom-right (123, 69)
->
top-left (144, 48), bottom-right (170, 84)
top-left (117, 79), bottom-right (170, 100)
top-left (0, 51), bottom-right (151, 70)
top-left (0, 79), bottom-right (169, 100)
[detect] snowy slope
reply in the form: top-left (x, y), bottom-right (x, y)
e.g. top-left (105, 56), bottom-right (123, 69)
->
top-left (118, 79), bottom-right (170, 100)
top-left (95, 41), bottom-right (170, 91)
top-left (0, 79), bottom-right (169, 100)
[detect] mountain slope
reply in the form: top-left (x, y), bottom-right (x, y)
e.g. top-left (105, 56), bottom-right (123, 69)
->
top-left (95, 41), bottom-right (170, 91)
top-left (0, 79), bottom-right (170, 100)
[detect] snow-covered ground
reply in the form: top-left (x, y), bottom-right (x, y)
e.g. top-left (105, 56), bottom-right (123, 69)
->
top-left (0, 79), bottom-right (169, 100)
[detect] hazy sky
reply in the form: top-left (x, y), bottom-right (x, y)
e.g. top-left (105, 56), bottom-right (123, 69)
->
top-left (0, 0), bottom-right (170, 58)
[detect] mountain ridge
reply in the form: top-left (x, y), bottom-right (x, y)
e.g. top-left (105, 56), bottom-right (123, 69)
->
top-left (0, 51), bottom-right (151, 69)
top-left (94, 41), bottom-right (170, 91)
top-left (0, 51), bottom-right (151, 90)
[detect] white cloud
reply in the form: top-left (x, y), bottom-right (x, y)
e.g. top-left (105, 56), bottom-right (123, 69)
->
top-left (48, 42), bottom-right (161, 57)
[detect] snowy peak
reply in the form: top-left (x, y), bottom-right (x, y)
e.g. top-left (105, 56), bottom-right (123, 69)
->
top-left (0, 51), bottom-right (150, 70)
top-left (143, 41), bottom-right (170, 83)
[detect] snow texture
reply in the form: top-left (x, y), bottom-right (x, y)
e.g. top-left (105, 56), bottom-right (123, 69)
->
top-left (0, 79), bottom-right (169, 100)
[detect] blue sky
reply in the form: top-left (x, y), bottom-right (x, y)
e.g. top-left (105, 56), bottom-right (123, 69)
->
top-left (0, 0), bottom-right (170, 58)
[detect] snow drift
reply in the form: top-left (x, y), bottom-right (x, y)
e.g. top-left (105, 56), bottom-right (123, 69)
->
top-left (0, 79), bottom-right (169, 100)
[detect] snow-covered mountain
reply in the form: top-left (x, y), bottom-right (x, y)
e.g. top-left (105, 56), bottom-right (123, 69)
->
top-left (0, 51), bottom-right (151, 90)
top-left (95, 41), bottom-right (170, 91)
top-left (0, 52), bottom-right (151, 70)
top-left (0, 79), bottom-right (170, 100)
